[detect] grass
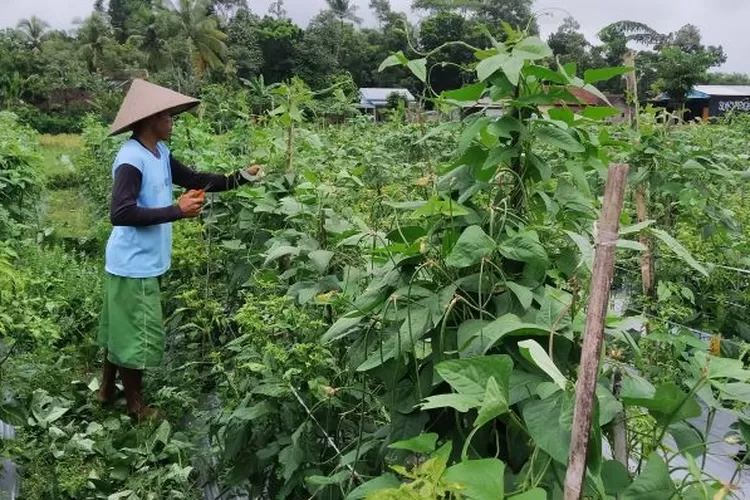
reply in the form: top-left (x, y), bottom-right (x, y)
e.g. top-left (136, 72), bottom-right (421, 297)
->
top-left (38, 134), bottom-right (94, 240)
top-left (45, 189), bottom-right (94, 240)
top-left (39, 134), bottom-right (82, 183)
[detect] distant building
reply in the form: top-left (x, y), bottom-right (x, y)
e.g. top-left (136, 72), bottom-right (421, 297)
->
top-left (651, 85), bottom-right (750, 120)
top-left (358, 88), bottom-right (416, 120)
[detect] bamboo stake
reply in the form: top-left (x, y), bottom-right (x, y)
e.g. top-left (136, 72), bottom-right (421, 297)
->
top-left (564, 163), bottom-right (629, 500)
top-left (623, 51), bottom-right (654, 300)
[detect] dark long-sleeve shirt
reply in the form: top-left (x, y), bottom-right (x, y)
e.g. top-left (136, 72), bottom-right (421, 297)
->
top-left (110, 155), bottom-right (249, 227)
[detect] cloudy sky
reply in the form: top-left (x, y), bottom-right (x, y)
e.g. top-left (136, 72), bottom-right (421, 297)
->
top-left (2, 0), bottom-right (749, 73)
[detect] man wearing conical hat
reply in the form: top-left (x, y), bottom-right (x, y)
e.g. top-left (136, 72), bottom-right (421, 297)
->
top-left (96, 79), bottom-right (262, 421)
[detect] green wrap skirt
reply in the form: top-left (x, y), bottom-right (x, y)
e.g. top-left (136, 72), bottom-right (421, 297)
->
top-left (98, 273), bottom-right (165, 370)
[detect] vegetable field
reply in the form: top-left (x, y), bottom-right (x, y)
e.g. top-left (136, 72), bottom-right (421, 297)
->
top-left (2, 32), bottom-right (750, 500)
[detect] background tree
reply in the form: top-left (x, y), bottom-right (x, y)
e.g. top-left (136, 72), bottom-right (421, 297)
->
top-left (16, 16), bottom-right (50, 51)
top-left (161, 0), bottom-right (228, 78)
top-left (224, 9), bottom-right (264, 81)
top-left (704, 72), bottom-right (750, 85)
top-left (652, 25), bottom-right (725, 108)
top-left (419, 11), bottom-right (485, 94)
top-left (474, 0), bottom-right (538, 35)
top-left (268, 0), bottom-right (288, 20)
top-left (547, 16), bottom-right (600, 72)
top-left (208, 0), bottom-right (245, 26)
top-left (75, 13), bottom-right (112, 73)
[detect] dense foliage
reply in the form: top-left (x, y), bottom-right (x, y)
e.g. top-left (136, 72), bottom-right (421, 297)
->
top-left (2, 18), bottom-right (750, 500)
top-left (1, 0), bottom-right (743, 134)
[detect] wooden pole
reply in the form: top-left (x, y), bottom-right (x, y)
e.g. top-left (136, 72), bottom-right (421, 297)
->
top-left (564, 163), bottom-right (629, 500)
top-left (623, 51), bottom-right (654, 300)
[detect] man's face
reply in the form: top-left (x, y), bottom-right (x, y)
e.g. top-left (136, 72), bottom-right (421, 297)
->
top-left (154, 112), bottom-right (173, 141)
top-left (142, 111), bottom-right (173, 141)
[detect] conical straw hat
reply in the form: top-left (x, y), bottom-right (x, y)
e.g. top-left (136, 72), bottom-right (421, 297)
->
top-left (109, 79), bottom-right (200, 136)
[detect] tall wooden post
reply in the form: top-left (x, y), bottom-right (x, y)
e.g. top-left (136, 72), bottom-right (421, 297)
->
top-left (623, 51), bottom-right (654, 300)
top-left (564, 163), bottom-right (629, 500)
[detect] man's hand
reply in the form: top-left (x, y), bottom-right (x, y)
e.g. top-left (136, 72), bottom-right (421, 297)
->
top-left (240, 164), bottom-right (264, 183)
top-left (246, 164), bottom-right (262, 176)
top-left (178, 191), bottom-right (204, 218)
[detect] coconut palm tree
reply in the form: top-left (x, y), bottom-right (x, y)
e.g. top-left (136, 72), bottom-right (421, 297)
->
top-left (326, 0), bottom-right (362, 27)
top-left (75, 13), bottom-right (110, 73)
top-left (160, 0), bottom-right (228, 78)
top-left (325, 0), bottom-right (361, 59)
top-left (16, 16), bottom-right (50, 51)
top-left (127, 14), bottom-right (171, 72)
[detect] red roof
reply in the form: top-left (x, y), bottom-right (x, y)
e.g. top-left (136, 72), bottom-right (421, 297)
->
top-left (566, 87), bottom-right (607, 106)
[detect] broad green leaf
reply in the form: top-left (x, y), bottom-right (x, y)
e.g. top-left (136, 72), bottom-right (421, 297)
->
top-left (389, 432), bottom-right (438, 453)
top-left (601, 459), bottom-right (631, 495)
top-left (306, 470), bottom-right (350, 487)
top-left (518, 339), bottom-right (567, 390)
top-left (436, 355), bottom-right (513, 397)
top-left (620, 219), bottom-right (655, 235)
top-left (345, 474), bottom-right (401, 499)
top-left (620, 373), bottom-right (655, 399)
top-left (477, 53), bottom-right (509, 81)
top-left (506, 282), bottom-right (533, 310)
top-left (153, 420), bottom-right (172, 445)
top-left (264, 245), bottom-right (300, 266)
top-left (457, 314), bottom-right (548, 357)
top-left (420, 393), bottom-right (481, 412)
top-left (582, 106), bottom-right (620, 120)
top-left (522, 391), bottom-right (571, 464)
top-left (446, 225), bottom-right (496, 268)
top-left (718, 382), bottom-right (750, 401)
top-left (536, 126), bottom-right (585, 153)
top-left (378, 51), bottom-right (407, 72)
top-left (536, 287), bottom-right (572, 333)
top-left (622, 382), bottom-right (702, 426)
top-left (621, 452), bottom-right (676, 500)
top-left (321, 314), bottom-right (364, 343)
top-left (443, 82), bottom-right (487, 102)
top-left (691, 352), bottom-right (750, 381)
top-left (487, 115), bottom-right (524, 138)
top-left (564, 230), bottom-right (593, 271)
top-left (509, 489), bottom-right (546, 499)
top-left (444, 459), bottom-right (505, 500)
top-left (460, 116), bottom-right (491, 153)
top-left (502, 56), bottom-right (526, 85)
top-left (475, 377), bottom-right (509, 428)
top-left (548, 107), bottom-right (575, 124)
top-left (308, 249), bottom-right (334, 273)
top-left (512, 36), bottom-right (553, 61)
top-left (231, 401), bottom-right (273, 421)
top-left (669, 422), bottom-right (704, 457)
top-left (524, 65), bottom-right (566, 84)
top-left (407, 58), bottom-right (427, 82)
top-left (617, 239), bottom-right (647, 252)
top-left (651, 228), bottom-right (708, 277)
top-left (597, 384), bottom-right (623, 426)
top-left (583, 66), bottom-right (634, 85)
top-left (498, 233), bottom-right (548, 265)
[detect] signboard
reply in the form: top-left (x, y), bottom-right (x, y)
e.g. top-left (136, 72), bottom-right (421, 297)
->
top-left (710, 97), bottom-right (750, 116)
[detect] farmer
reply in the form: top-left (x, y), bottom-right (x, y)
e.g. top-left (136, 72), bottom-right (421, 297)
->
top-left (96, 79), bottom-right (261, 421)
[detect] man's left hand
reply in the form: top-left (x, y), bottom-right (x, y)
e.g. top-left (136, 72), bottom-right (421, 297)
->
top-left (245, 164), bottom-right (262, 176)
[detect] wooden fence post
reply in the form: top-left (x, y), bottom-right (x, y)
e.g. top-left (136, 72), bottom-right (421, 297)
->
top-left (564, 163), bottom-right (629, 500)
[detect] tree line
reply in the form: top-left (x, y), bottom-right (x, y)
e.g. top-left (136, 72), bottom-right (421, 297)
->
top-left (0, 0), bottom-right (744, 133)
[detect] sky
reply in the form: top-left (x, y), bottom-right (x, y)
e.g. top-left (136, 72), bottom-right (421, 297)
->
top-left (2, 0), bottom-right (749, 73)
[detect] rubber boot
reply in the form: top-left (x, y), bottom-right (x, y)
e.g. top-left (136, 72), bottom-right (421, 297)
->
top-left (120, 367), bottom-right (158, 422)
top-left (96, 350), bottom-right (119, 405)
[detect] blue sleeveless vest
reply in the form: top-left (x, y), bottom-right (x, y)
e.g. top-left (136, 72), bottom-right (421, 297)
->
top-left (105, 139), bottom-right (174, 278)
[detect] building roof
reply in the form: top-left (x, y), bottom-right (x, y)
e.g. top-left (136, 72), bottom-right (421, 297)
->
top-left (359, 88), bottom-right (415, 109)
top-left (566, 87), bottom-right (608, 106)
top-left (693, 85), bottom-right (750, 97)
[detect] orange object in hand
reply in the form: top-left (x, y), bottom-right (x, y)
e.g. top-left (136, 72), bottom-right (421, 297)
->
top-left (187, 189), bottom-right (205, 202)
